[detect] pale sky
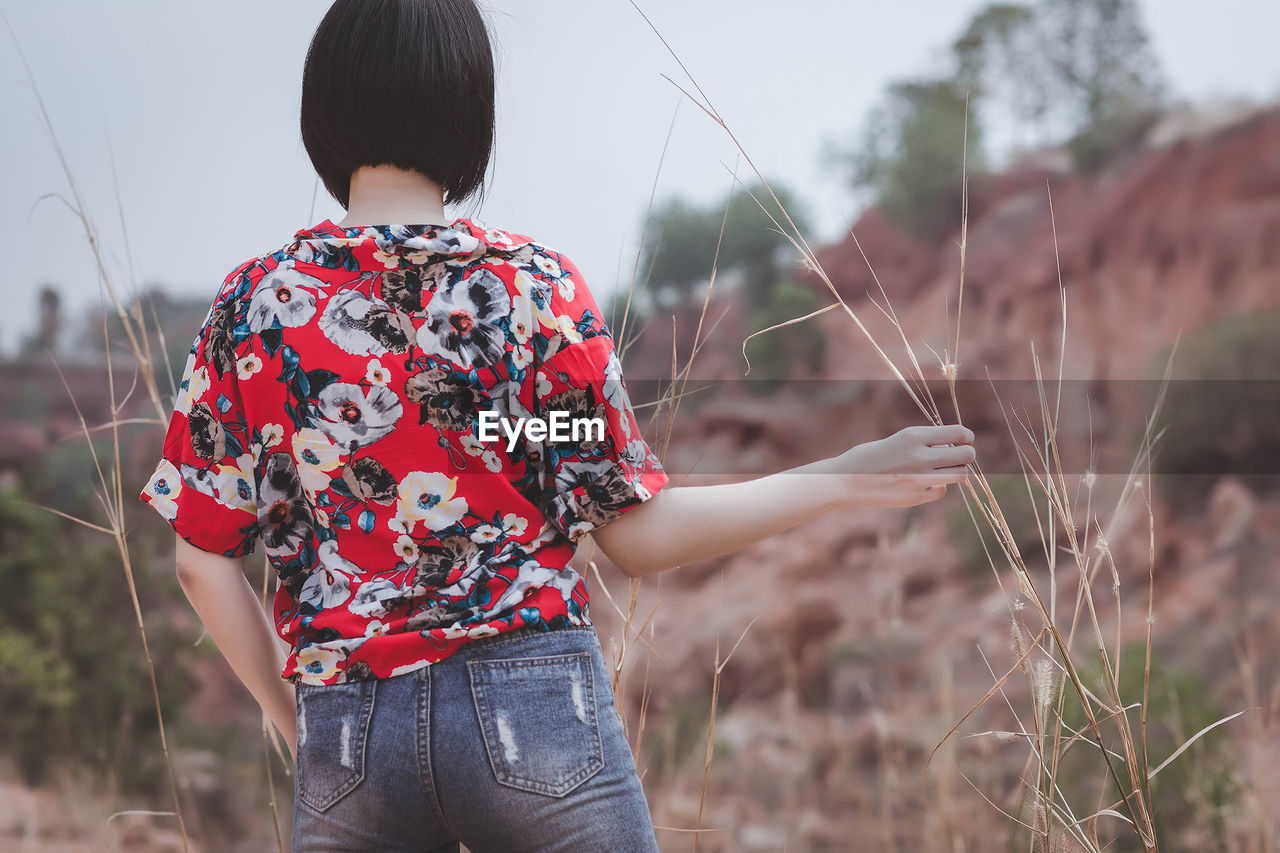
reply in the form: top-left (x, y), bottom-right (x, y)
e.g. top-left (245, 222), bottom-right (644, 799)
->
top-left (2, 1), bottom-right (1278, 358)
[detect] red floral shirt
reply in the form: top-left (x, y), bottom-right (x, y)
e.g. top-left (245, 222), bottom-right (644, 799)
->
top-left (139, 218), bottom-right (669, 685)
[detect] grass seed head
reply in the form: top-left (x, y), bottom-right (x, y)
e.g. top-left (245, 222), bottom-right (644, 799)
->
top-left (1010, 618), bottom-right (1027, 671)
top-left (1032, 658), bottom-right (1056, 712)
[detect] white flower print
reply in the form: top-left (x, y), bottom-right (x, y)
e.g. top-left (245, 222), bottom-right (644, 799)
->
top-left (621, 439), bottom-right (652, 467)
top-left (555, 314), bottom-right (584, 345)
top-left (440, 623), bottom-right (500, 641)
top-left (511, 314), bottom-right (533, 345)
top-left (382, 224), bottom-right (481, 255)
top-left (299, 540), bottom-right (364, 610)
top-left (481, 450), bottom-right (502, 473)
top-left (603, 348), bottom-right (632, 439)
top-left (365, 359), bottom-right (390, 386)
top-left (292, 428), bottom-right (343, 492)
top-left (417, 268), bottom-right (512, 369)
top-left (348, 576), bottom-right (403, 619)
top-left (475, 561), bottom-right (580, 620)
top-left (236, 354), bottom-right (263, 381)
top-left (176, 363), bottom-right (210, 416)
top-left (299, 563), bottom-right (353, 610)
top-left (311, 382), bottom-right (403, 449)
top-left (246, 264), bottom-right (320, 332)
top-left (372, 248), bottom-right (401, 269)
top-left (261, 422), bottom-right (285, 449)
top-left (394, 471), bottom-right (468, 532)
top-left (535, 371), bottom-right (552, 398)
top-left (470, 524), bottom-right (502, 544)
top-left (485, 228), bottom-right (513, 248)
top-left (511, 345), bottom-right (532, 369)
top-left (557, 276), bottom-right (575, 301)
top-left (144, 458), bottom-right (183, 520)
top-left (176, 452), bottom-right (255, 514)
top-left (513, 270), bottom-right (557, 329)
top-left (460, 434), bottom-right (485, 457)
top-left (318, 290), bottom-right (390, 356)
top-left (258, 451), bottom-right (315, 556)
top-left (295, 644), bottom-right (345, 681)
top-left (533, 253), bottom-right (562, 278)
top-left (394, 535), bottom-right (419, 562)
top-left (209, 452), bottom-right (257, 513)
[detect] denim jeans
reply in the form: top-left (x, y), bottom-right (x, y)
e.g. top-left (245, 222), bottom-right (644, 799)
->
top-left (290, 625), bottom-right (662, 852)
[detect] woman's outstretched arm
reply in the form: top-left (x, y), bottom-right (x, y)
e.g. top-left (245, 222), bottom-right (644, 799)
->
top-left (589, 423), bottom-right (976, 578)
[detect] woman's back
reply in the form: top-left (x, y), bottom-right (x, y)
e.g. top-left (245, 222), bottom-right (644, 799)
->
top-left (139, 216), bottom-right (669, 686)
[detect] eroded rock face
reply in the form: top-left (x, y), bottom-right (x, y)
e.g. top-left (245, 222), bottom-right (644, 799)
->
top-left (805, 106), bottom-right (1280, 387)
top-left (591, 105), bottom-right (1280, 851)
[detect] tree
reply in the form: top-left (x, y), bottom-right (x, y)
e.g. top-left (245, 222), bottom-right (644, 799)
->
top-left (839, 77), bottom-right (980, 243)
top-left (826, 0), bottom-right (1167, 242)
top-left (954, 0), bottom-right (1166, 169)
top-left (636, 180), bottom-right (811, 312)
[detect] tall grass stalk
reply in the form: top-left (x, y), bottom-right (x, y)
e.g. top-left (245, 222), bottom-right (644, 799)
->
top-left (628, 2), bottom-right (1257, 849)
top-left (3, 14), bottom-right (299, 849)
top-left (4, 17), bottom-right (196, 851)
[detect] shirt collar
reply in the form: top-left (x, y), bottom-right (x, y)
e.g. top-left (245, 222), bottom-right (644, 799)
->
top-left (291, 217), bottom-right (534, 259)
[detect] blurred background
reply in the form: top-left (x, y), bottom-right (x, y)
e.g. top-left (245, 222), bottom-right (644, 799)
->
top-left (1, 0), bottom-right (1278, 850)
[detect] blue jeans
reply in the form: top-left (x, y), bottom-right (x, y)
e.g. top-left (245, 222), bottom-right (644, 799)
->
top-left (290, 625), bottom-right (662, 852)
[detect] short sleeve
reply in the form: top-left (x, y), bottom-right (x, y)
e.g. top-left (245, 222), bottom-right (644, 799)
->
top-left (529, 248), bottom-right (669, 543)
top-left (138, 273), bottom-right (261, 558)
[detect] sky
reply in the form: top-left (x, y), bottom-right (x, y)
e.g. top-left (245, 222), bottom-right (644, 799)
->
top-left (2, 0), bottom-right (1279, 358)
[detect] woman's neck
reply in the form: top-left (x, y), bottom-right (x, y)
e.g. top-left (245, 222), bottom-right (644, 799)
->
top-left (336, 165), bottom-right (449, 227)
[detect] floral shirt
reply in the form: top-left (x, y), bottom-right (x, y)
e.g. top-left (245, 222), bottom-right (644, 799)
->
top-left (138, 218), bottom-right (669, 686)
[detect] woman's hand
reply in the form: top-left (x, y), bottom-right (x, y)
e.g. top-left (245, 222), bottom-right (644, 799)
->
top-left (173, 538), bottom-right (306, 768)
top-left (831, 423), bottom-right (976, 508)
top-left (588, 422), bottom-right (976, 578)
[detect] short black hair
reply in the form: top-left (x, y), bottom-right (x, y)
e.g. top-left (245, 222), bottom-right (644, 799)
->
top-left (301, 0), bottom-right (496, 210)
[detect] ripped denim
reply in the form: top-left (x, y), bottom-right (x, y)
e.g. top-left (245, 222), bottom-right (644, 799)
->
top-left (290, 625), bottom-right (661, 853)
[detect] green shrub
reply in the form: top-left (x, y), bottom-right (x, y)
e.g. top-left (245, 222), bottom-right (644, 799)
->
top-left (1047, 643), bottom-right (1237, 850)
top-left (744, 277), bottom-right (828, 395)
top-left (1068, 106), bottom-right (1164, 174)
top-left (838, 78), bottom-right (978, 243)
top-left (946, 474), bottom-right (1052, 585)
top-left (1141, 307), bottom-right (1280, 513)
top-left (0, 477), bottom-right (194, 791)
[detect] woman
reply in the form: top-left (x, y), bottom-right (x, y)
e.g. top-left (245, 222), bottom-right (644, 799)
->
top-left (138, 1), bottom-right (976, 850)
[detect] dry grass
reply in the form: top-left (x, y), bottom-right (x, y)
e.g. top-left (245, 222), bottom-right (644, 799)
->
top-left (607, 3), bottom-right (1268, 851)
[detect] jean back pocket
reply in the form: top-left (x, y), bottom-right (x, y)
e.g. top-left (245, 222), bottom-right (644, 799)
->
top-left (467, 650), bottom-right (605, 797)
top-left (295, 678), bottom-right (377, 812)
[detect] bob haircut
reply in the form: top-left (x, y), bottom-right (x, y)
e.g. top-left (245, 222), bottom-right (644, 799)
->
top-left (301, 0), bottom-right (495, 210)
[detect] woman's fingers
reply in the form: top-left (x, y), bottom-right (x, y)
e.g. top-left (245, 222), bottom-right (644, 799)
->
top-left (930, 463), bottom-right (972, 484)
top-left (919, 424), bottom-right (974, 446)
top-left (925, 442), bottom-right (977, 468)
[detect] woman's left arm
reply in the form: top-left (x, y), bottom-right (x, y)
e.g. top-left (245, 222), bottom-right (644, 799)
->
top-left (174, 536), bottom-right (298, 760)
